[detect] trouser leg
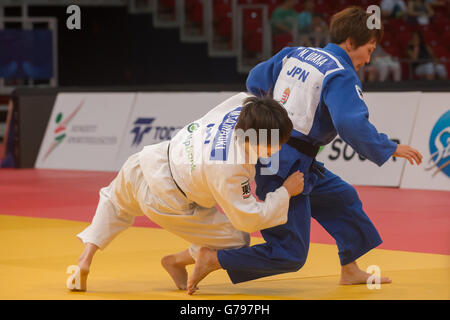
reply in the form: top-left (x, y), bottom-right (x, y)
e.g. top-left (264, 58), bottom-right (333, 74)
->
top-left (309, 166), bottom-right (382, 266)
top-left (218, 192), bottom-right (311, 283)
top-left (77, 153), bottom-right (145, 249)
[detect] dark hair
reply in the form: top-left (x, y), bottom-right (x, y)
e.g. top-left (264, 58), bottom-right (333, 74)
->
top-left (330, 6), bottom-right (384, 48)
top-left (235, 95), bottom-right (293, 146)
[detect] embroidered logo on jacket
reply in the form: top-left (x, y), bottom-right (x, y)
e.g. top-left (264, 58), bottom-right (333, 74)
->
top-left (281, 88), bottom-right (290, 105)
top-left (210, 107), bottom-right (242, 161)
top-left (355, 85), bottom-right (364, 100)
top-left (241, 179), bottom-right (251, 199)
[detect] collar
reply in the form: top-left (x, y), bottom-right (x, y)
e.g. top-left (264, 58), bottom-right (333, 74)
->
top-left (323, 43), bottom-right (354, 71)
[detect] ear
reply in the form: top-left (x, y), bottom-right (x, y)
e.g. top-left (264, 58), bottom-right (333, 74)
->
top-left (345, 38), bottom-right (355, 52)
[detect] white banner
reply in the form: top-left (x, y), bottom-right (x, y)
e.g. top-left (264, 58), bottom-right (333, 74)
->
top-left (114, 92), bottom-right (238, 169)
top-left (35, 93), bottom-right (135, 171)
top-left (35, 90), bottom-right (448, 192)
top-left (316, 92), bottom-right (421, 186)
top-left (400, 93), bottom-right (450, 191)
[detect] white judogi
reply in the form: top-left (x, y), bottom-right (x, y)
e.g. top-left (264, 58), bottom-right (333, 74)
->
top-left (77, 92), bottom-right (290, 258)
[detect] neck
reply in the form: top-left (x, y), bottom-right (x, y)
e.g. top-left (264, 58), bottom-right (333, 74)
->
top-left (337, 42), bottom-right (357, 69)
top-left (338, 43), bottom-right (350, 55)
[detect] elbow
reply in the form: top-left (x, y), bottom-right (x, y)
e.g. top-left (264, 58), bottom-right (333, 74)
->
top-left (334, 116), bottom-right (363, 139)
top-left (334, 122), bottom-right (352, 140)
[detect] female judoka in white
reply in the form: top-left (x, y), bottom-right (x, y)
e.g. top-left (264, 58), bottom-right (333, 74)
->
top-left (72, 93), bottom-right (304, 291)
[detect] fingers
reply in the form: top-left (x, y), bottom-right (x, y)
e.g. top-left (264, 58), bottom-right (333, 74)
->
top-left (284, 171), bottom-right (304, 197)
top-left (411, 152), bottom-right (421, 165)
top-left (294, 171), bottom-right (304, 187)
top-left (394, 145), bottom-right (423, 165)
top-left (406, 148), bottom-right (422, 165)
top-left (291, 170), bottom-right (303, 178)
top-left (412, 148), bottom-right (423, 165)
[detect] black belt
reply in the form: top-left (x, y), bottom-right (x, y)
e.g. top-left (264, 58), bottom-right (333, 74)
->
top-left (167, 143), bottom-right (187, 197)
top-left (286, 137), bottom-right (325, 179)
top-left (286, 137), bottom-right (320, 159)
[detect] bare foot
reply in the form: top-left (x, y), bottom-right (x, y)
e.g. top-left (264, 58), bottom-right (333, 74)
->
top-left (187, 247), bottom-right (221, 295)
top-left (161, 254), bottom-right (189, 290)
top-left (340, 261), bottom-right (392, 285)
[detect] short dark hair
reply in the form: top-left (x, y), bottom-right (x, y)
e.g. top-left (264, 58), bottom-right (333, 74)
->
top-left (235, 95), bottom-right (293, 146)
top-left (330, 6), bottom-right (384, 48)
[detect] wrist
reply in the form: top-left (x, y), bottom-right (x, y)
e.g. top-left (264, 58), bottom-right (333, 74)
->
top-left (280, 185), bottom-right (292, 197)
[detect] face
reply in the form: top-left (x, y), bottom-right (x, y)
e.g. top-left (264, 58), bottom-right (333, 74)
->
top-left (347, 38), bottom-right (377, 71)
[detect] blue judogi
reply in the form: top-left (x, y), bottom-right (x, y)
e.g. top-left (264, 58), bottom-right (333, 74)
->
top-left (217, 44), bottom-right (398, 284)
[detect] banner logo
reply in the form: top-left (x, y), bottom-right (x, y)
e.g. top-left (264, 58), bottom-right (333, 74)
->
top-left (42, 99), bottom-right (84, 160)
top-left (426, 110), bottom-right (450, 177)
top-left (131, 118), bottom-right (155, 146)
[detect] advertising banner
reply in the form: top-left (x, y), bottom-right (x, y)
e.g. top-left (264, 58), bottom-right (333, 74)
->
top-left (400, 93), bottom-right (450, 191)
top-left (114, 92), bottom-right (237, 169)
top-left (35, 93), bottom-right (134, 171)
top-left (316, 92), bottom-right (421, 186)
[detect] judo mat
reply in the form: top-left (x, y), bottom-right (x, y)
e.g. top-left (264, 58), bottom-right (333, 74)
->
top-left (0, 169), bottom-right (449, 300)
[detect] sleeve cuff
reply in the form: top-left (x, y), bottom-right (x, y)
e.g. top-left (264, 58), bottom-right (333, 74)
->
top-left (274, 186), bottom-right (290, 224)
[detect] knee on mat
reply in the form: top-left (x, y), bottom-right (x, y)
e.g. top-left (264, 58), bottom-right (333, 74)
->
top-left (284, 261), bottom-right (306, 272)
top-left (281, 251), bottom-right (308, 272)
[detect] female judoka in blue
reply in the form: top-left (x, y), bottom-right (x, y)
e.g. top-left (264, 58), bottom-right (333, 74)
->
top-left (187, 7), bottom-right (422, 294)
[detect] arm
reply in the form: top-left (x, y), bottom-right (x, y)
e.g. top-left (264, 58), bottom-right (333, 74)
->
top-left (206, 165), bottom-right (303, 233)
top-left (323, 72), bottom-right (398, 166)
top-left (246, 46), bottom-right (297, 97)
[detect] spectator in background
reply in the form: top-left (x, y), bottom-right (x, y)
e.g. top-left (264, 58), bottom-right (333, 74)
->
top-left (425, 0), bottom-right (447, 8)
top-left (298, 0), bottom-right (315, 31)
top-left (380, 0), bottom-right (408, 19)
top-left (271, 0), bottom-right (298, 35)
top-left (407, 0), bottom-right (434, 25)
top-left (407, 32), bottom-right (447, 80)
top-left (297, 0), bottom-right (315, 46)
top-left (357, 63), bottom-right (378, 83)
top-left (302, 13), bottom-right (330, 48)
top-left (358, 46), bottom-right (402, 82)
top-left (371, 45), bottom-right (402, 81)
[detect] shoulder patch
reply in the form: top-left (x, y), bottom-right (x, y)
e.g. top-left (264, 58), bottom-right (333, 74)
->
top-left (355, 85), bottom-right (364, 100)
top-left (241, 179), bottom-right (251, 199)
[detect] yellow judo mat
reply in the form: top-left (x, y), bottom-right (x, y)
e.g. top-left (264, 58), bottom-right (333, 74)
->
top-left (1, 214), bottom-right (449, 300)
